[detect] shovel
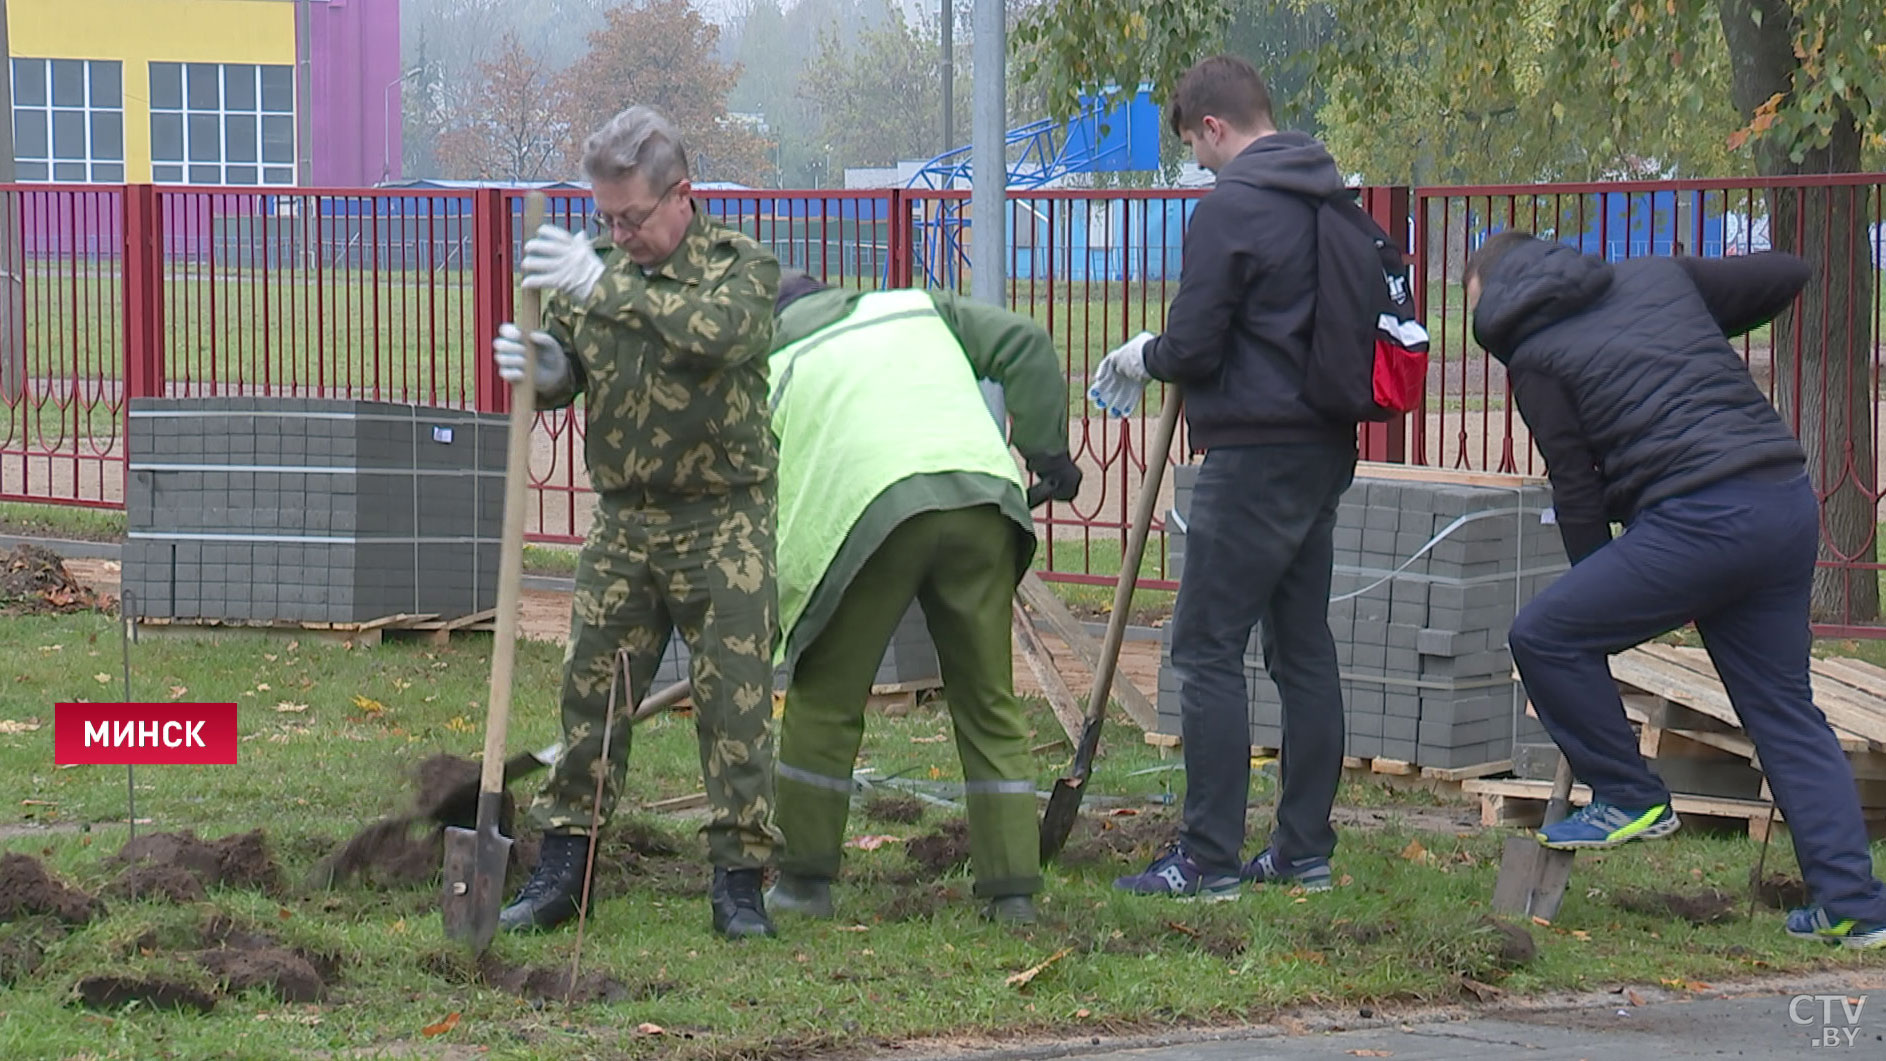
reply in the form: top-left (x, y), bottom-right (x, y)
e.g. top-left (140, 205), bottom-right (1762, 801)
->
top-left (1490, 752), bottom-right (1577, 921)
top-left (442, 191), bottom-right (549, 953)
top-left (1040, 386), bottom-right (1183, 864)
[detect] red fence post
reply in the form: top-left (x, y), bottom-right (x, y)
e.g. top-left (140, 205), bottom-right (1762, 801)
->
top-left (1359, 185), bottom-right (1412, 464)
top-left (886, 189), bottom-right (913, 289)
top-left (471, 187), bottom-right (510, 414)
top-left (122, 184), bottom-right (165, 406)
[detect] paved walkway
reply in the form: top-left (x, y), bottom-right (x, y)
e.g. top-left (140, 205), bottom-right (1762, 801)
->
top-left (878, 970), bottom-right (1886, 1061)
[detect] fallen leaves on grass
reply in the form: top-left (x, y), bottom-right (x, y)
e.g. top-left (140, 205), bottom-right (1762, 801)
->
top-left (169, 686), bottom-right (187, 700)
top-left (1459, 976), bottom-right (1505, 1002)
top-left (1005, 947), bottom-right (1072, 989)
top-left (636, 1023), bottom-right (665, 1036)
top-left (445, 716), bottom-right (476, 733)
top-left (1400, 839), bottom-right (1428, 862)
top-left (0, 719), bottom-right (40, 734)
top-left (844, 835), bottom-right (902, 851)
top-left (909, 733), bottom-right (949, 744)
top-left (273, 702), bottom-right (308, 713)
top-left (351, 695), bottom-right (385, 714)
top-left (420, 1011), bottom-right (461, 1037)
top-left (93, 673), bottom-right (110, 684)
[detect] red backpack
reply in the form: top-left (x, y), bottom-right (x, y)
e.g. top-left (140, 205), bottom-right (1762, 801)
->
top-left (1295, 191), bottom-right (1429, 422)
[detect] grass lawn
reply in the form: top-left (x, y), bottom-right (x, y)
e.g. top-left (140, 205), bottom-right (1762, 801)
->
top-left (0, 608), bottom-right (1881, 1059)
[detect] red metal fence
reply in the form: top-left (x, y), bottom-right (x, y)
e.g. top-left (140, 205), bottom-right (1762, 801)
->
top-left (2, 177), bottom-right (1882, 629)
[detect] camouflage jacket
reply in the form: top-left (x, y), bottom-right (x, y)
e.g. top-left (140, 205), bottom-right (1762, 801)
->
top-left (538, 206), bottom-right (781, 499)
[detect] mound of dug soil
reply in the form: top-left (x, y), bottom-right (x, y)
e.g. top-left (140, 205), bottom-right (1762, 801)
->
top-left (0, 853), bottom-right (103, 924)
top-left (0, 544), bottom-right (109, 614)
top-left (76, 975), bottom-right (216, 1014)
top-left (905, 819), bottom-right (972, 877)
top-left (110, 829), bottom-right (284, 895)
top-left (197, 916), bottom-right (340, 1002)
top-left (1056, 811), bottom-right (1177, 868)
top-left (1614, 887), bottom-right (1739, 925)
top-left (308, 753), bottom-right (519, 891)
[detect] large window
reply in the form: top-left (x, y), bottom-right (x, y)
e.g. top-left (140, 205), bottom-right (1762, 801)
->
top-left (149, 62), bottom-right (295, 186)
top-left (11, 58), bottom-right (125, 183)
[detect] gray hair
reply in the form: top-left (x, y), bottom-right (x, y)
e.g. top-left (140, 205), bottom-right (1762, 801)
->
top-left (582, 105), bottom-right (690, 188)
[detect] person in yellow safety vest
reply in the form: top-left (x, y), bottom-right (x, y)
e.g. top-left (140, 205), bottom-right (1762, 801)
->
top-left (761, 271), bottom-right (1082, 925)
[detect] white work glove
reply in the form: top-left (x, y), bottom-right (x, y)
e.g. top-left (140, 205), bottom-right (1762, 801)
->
top-left (1089, 331), bottom-right (1155, 417)
top-left (521, 223), bottom-right (605, 302)
top-left (493, 323), bottom-right (571, 392)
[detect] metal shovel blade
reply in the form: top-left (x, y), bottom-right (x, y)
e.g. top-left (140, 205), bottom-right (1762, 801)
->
top-left (1490, 836), bottom-right (1576, 920)
top-left (1490, 755), bottom-right (1577, 921)
top-left (440, 791), bottom-right (512, 953)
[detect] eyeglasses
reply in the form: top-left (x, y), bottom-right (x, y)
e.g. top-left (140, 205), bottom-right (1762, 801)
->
top-left (594, 180), bottom-right (682, 237)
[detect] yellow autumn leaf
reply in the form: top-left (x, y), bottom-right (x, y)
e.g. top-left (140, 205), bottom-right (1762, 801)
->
top-left (352, 694), bottom-right (386, 714)
top-left (94, 673), bottom-right (111, 684)
top-left (1400, 839), bottom-right (1428, 862)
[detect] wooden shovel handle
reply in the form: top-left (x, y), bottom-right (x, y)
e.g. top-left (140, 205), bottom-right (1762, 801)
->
top-left (477, 191), bottom-right (549, 797)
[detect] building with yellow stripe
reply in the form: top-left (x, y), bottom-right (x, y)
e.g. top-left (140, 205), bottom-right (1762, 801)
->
top-left (8, 0), bottom-right (401, 187)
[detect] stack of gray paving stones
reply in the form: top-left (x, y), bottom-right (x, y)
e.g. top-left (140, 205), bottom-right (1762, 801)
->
top-left (123, 398), bottom-right (505, 625)
top-left (1158, 465), bottom-right (1557, 770)
top-left (651, 602), bottom-right (942, 691)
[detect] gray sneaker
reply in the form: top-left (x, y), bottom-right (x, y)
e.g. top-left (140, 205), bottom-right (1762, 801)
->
top-left (764, 872), bottom-right (835, 918)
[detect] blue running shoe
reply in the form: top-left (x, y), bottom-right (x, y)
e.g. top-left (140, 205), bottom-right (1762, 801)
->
top-left (1242, 848), bottom-right (1333, 891)
top-left (1786, 906), bottom-right (1886, 950)
top-left (1113, 845), bottom-right (1241, 900)
top-left (1537, 801), bottom-right (1679, 850)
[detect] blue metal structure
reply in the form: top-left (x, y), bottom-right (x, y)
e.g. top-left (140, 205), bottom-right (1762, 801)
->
top-left (902, 86), bottom-right (1163, 287)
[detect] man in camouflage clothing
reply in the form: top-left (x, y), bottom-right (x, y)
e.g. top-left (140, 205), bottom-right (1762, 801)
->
top-left (490, 104), bottom-right (783, 939)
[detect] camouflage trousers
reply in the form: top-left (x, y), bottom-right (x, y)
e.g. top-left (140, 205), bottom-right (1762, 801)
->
top-left (526, 484), bottom-right (783, 869)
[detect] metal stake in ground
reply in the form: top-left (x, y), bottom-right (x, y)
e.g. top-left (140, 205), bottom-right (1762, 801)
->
top-left (1039, 386), bottom-right (1183, 864)
top-left (441, 190), bottom-right (548, 953)
top-left (566, 646), bottom-right (630, 1006)
top-left (121, 588), bottom-right (136, 845)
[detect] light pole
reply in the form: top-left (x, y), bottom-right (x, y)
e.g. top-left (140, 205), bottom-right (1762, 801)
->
top-left (382, 65), bottom-right (425, 185)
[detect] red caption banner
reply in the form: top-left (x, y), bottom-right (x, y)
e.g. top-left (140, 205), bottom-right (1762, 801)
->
top-left (53, 703), bottom-right (240, 765)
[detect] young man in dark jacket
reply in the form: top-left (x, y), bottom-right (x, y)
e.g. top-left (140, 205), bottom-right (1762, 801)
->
top-left (1467, 231), bottom-right (1886, 949)
top-left (1096, 55), bottom-right (1357, 899)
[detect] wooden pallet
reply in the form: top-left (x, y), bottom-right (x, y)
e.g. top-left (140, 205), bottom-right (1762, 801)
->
top-left (1463, 776), bottom-right (1886, 842)
top-left (866, 678), bottom-right (944, 715)
top-left (133, 611), bottom-right (495, 647)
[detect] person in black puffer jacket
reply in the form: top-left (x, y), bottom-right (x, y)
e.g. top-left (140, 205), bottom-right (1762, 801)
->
top-left (1468, 231), bottom-right (1886, 950)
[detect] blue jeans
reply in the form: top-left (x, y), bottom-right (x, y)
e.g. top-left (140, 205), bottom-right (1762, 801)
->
top-left (1510, 470), bottom-right (1886, 924)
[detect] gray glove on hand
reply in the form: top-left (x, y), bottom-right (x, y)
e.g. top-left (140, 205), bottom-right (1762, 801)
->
top-left (493, 323), bottom-right (571, 393)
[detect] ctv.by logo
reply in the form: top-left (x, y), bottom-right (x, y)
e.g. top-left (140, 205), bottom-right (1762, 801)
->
top-left (1791, 994), bottom-right (1867, 1048)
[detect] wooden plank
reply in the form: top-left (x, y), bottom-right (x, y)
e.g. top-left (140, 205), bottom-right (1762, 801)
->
top-left (1813, 656), bottom-right (1886, 698)
top-left (1016, 571), bottom-right (1158, 732)
top-left (1370, 758), bottom-right (1417, 776)
top-left (1013, 599), bottom-right (1086, 745)
top-left (1464, 776), bottom-right (1780, 820)
top-left (1652, 644), bottom-right (1886, 748)
top-left (1142, 731), bottom-right (1182, 748)
top-left (1342, 756), bottom-right (1368, 770)
top-left (1421, 758), bottom-right (1513, 782)
top-left (357, 612), bottom-right (438, 633)
top-left (1354, 461), bottom-right (1547, 488)
top-left (1610, 650), bottom-right (1740, 726)
top-left (643, 792), bottom-right (709, 813)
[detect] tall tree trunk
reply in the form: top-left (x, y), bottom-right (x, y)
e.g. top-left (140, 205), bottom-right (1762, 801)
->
top-left (1720, 0), bottom-right (1879, 624)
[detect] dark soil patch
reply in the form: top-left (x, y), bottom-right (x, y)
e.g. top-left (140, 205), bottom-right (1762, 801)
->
top-left (1751, 872), bottom-right (1810, 911)
top-left (863, 795), bottom-right (926, 825)
top-left (476, 955), bottom-right (633, 1005)
top-left (1479, 917), bottom-right (1539, 966)
top-left (0, 544), bottom-right (110, 614)
top-left (309, 753), bottom-right (518, 891)
top-left (1614, 887), bottom-right (1739, 925)
top-left (1310, 920), bottom-right (1401, 948)
top-left (195, 946), bottom-right (324, 1003)
top-left (0, 853), bottom-right (103, 924)
top-left (876, 883), bottom-right (960, 922)
top-left (1056, 811), bottom-right (1177, 868)
top-left (76, 975), bottom-right (217, 1014)
top-left (1169, 921), bottom-right (1246, 960)
top-left (107, 864), bottom-right (207, 903)
top-left (202, 916), bottom-right (343, 984)
top-left (0, 918), bottom-right (61, 984)
top-left (110, 829), bottom-right (284, 895)
top-left (905, 819), bottom-right (972, 878)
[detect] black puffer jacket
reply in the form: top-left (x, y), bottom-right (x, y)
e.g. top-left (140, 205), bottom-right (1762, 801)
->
top-left (1472, 238), bottom-right (1810, 562)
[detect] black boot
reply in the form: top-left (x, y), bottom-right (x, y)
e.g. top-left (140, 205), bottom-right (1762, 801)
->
top-left (498, 832), bottom-right (593, 933)
top-left (710, 867), bottom-right (776, 939)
